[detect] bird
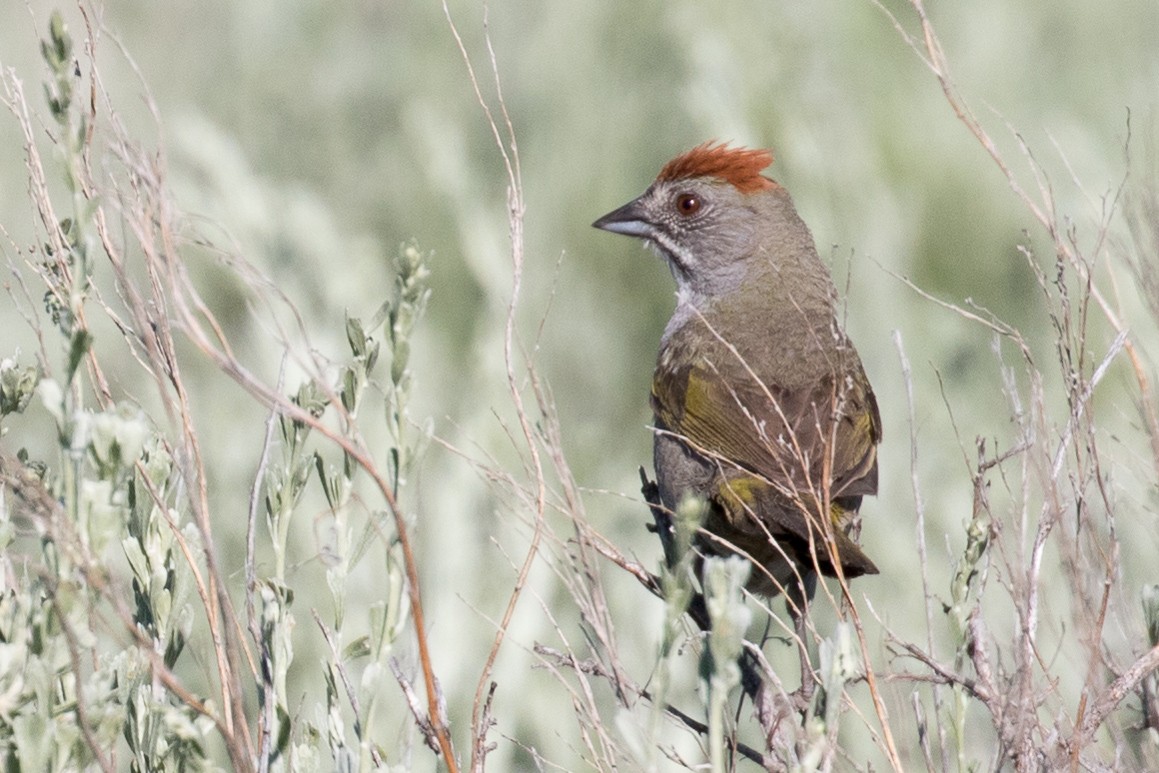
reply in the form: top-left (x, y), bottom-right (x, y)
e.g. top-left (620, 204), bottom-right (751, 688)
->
top-left (592, 141), bottom-right (880, 600)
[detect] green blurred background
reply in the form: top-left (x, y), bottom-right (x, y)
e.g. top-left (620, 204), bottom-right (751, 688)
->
top-left (2, 0), bottom-right (1158, 768)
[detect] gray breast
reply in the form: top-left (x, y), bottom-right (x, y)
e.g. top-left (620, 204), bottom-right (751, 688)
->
top-left (653, 419), bottom-right (717, 511)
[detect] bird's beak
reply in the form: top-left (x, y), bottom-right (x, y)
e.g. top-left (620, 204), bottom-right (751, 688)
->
top-left (592, 198), bottom-right (655, 239)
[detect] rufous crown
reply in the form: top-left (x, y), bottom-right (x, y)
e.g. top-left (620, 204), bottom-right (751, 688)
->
top-left (656, 141), bottom-right (777, 194)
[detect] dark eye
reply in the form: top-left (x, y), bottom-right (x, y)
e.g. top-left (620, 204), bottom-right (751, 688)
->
top-left (675, 192), bottom-right (701, 216)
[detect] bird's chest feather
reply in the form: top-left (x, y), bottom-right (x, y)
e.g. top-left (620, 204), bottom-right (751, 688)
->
top-left (656, 299), bottom-right (821, 397)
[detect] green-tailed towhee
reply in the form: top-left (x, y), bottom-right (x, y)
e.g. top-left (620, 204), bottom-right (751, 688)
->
top-left (593, 142), bottom-right (880, 598)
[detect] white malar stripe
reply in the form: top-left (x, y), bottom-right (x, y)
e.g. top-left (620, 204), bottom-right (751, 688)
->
top-left (649, 230), bottom-right (698, 273)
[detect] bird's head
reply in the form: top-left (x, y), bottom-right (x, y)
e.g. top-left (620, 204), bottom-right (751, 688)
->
top-left (593, 142), bottom-right (793, 299)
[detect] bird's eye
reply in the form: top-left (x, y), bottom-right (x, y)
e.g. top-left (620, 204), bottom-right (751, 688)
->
top-left (675, 192), bottom-right (701, 216)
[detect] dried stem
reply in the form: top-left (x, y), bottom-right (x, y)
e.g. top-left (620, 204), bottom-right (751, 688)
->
top-left (440, 5), bottom-right (550, 771)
